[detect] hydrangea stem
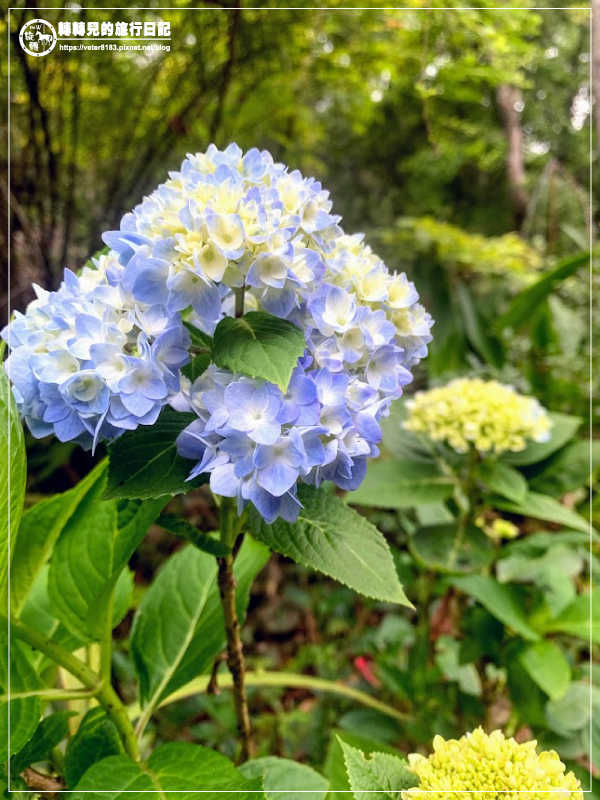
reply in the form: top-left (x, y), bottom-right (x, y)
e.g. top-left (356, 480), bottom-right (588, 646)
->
top-left (10, 616), bottom-right (140, 761)
top-left (131, 670), bottom-right (410, 724)
top-left (234, 285), bottom-right (245, 318)
top-left (217, 496), bottom-right (253, 763)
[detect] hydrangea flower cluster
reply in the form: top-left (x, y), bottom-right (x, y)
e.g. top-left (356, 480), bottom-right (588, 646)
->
top-left (403, 377), bottom-right (552, 455)
top-left (402, 728), bottom-right (582, 800)
top-left (3, 144), bottom-right (433, 521)
top-left (125, 145), bottom-right (430, 522)
top-left (2, 255), bottom-right (190, 449)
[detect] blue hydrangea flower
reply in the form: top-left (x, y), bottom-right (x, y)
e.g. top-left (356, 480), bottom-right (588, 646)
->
top-left (4, 144), bottom-right (433, 522)
top-left (224, 381), bottom-right (282, 445)
top-left (2, 255), bottom-right (190, 450)
top-left (158, 147), bottom-right (432, 522)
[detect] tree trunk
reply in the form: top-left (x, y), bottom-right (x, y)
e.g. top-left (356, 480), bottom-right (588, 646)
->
top-left (496, 84), bottom-right (529, 230)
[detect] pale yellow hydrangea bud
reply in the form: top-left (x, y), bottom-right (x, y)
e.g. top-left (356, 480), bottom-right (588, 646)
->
top-left (402, 728), bottom-right (583, 800)
top-left (403, 378), bottom-right (552, 455)
top-left (476, 517), bottom-right (520, 541)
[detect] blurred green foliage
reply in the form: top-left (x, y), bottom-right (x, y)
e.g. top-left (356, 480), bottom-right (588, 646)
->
top-left (384, 218), bottom-right (543, 278)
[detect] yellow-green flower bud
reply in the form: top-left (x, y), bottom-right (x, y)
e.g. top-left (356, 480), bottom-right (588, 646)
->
top-left (403, 378), bottom-right (552, 456)
top-left (402, 728), bottom-right (582, 800)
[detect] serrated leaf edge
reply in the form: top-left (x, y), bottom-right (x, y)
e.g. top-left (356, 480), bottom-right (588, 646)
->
top-left (249, 504), bottom-right (413, 609)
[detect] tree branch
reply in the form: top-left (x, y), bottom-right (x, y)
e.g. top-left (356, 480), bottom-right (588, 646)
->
top-left (217, 497), bottom-right (253, 763)
top-left (496, 84), bottom-right (528, 230)
top-left (10, 23), bottom-right (61, 285)
top-left (209, 8), bottom-right (242, 143)
top-left (22, 767), bottom-right (65, 797)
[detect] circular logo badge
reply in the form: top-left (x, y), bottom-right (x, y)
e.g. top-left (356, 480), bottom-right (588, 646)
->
top-left (19, 19), bottom-right (57, 58)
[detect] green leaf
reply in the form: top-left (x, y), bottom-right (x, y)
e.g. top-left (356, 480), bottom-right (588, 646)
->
top-left (249, 485), bottom-right (411, 607)
top-left (48, 474), bottom-right (165, 640)
top-left (339, 741), bottom-right (418, 800)
top-left (530, 440), bottom-right (600, 496)
top-left (560, 223), bottom-right (589, 250)
top-left (212, 311), bottom-right (306, 391)
top-left (109, 568), bottom-right (135, 632)
top-left (497, 251), bottom-right (590, 332)
top-left (71, 742), bottom-right (264, 799)
top-left (131, 545), bottom-right (217, 708)
top-left (530, 300), bottom-right (556, 356)
top-left (379, 403), bottom-right (435, 462)
top-left (10, 461), bottom-right (107, 614)
top-left (452, 575), bottom-right (540, 641)
top-left (103, 408), bottom-right (209, 500)
top-left (519, 640), bottom-right (571, 700)
top-left (545, 682), bottom-right (591, 736)
top-left (19, 565), bottom-right (131, 664)
top-left (502, 530), bottom-right (593, 555)
top-left (324, 731), bottom-right (399, 800)
top-left (239, 757), bottom-right (329, 800)
top-left (496, 544), bottom-right (581, 618)
top-left (183, 321), bottom-right (214, 351)
top-left (410, 523), bottom-right (494, 574)
top-left (479, 460), bottom-right (527, 502)
top-left (504, 651), bottom-right (548, 729)
top-left (65, 708), bottom-right (125, 789)
top-left (581, 689), bottom-right (600, 776)
top-left (3, 772), bottom-right (29, 798)
top-left (158, 514), bottom-right (230, 557)
top-left (0, 364), bottom-right (27, 606)
top-left (0, 632), bottom-right (43, 762)
top-left (501, 412), bottom-right (582, 467)
top-left (10, 461), bottom-right (107, 615)
top-left (20, 566), bottom-right (84, 664)
top-left (435, 635), bottom-right (482, 696)
top-left (12, 710), bottom-right (75, 774)
top-left (415, 502), bottom-right (454, 526)
top-left (544, 593), bottom-right (599, 643)
top-left (455, 282), bottom-right (503, 367)
top-left (181, 351), bottom-right (211, 383)
top-left (114, 498), bottom-right (167, 565)
top-left (145, 535), bottom-right (269, 704)
top-left (492, 491), bottom-right (590, 534)
top-left (349, 459), bottom-right (455, 509)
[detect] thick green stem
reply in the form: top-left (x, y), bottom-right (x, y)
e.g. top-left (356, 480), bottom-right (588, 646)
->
top-left (100, 594), bottom-right (114, 685)
top-left (0, 688), bottom-right (97, 703)
top-left (220, 495), bottom-right (238, 549)
top-left (97, 682), bottom-right (139, 761)
top-left (447, 449), bottom-right (480, 568)
top-left (11, 617), bottom-right (100, 690)
top-left (129, 670), bottom-right (409, 724)
top-left (235, 285), bottom-right (245, 318)
top-left (461, 447), bottom-right (480, 527)
top-left (10, 617), bottom-right (140, 761)
top-left (413, 570), bottom-right (435, 688)
top-left (217, 497), bottom-right (253, 762)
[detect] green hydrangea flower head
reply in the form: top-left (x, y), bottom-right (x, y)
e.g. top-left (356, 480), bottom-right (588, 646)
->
top-left (402, 728), bottom-right (583, 800)
top-left (403, 377), bottom-right (552, 455)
